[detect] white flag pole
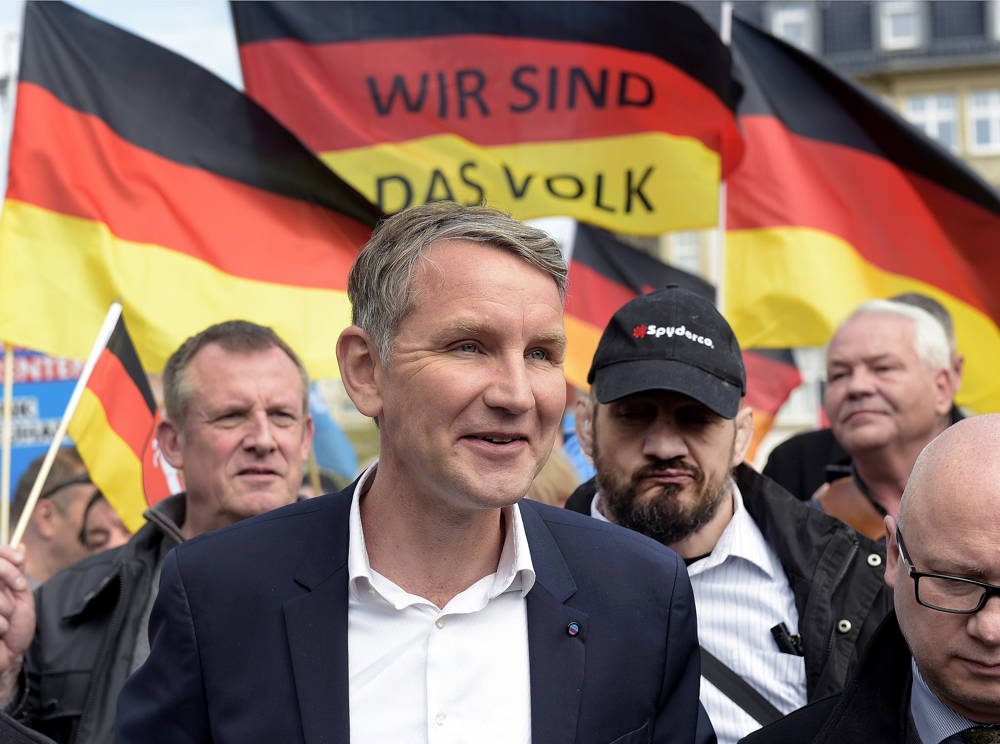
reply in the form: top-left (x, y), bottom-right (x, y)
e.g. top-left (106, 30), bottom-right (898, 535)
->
top-left (9, 303), bottom-right (123, 546)
top-left (714, 1), bottom-right (734, 315)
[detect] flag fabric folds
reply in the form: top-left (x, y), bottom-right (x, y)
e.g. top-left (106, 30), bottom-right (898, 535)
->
top-left (564, 224), bottom-right (800, 454)
top-left (0, 1), bottom-right (381, 378)
top-left (231, 1), bottom-right (743, 235)
top-left (66, 313), bottom-right (173, 532)
top-left (726, 17), bottom-right (1000, 413)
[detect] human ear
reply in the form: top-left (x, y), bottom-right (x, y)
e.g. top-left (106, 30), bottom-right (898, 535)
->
top-left (575, 397), bottom-right (595, 457)
top-left (932, 367), bottom-right (952, 416)
top-left (731, 405), bottom-right (755, 467)
top-left (336, 326), bottom-right (384, 419)
top-left (883, 515), bottom-right (898, 589)
top-left (157, 417), bottom-right (184, 470)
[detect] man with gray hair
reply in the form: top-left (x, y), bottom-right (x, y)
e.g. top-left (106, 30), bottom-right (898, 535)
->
top-left (118, 202), bottom-right (707, 743)
top-left (815, 299), bottom-right (954, 539)
top-left (0, 320), bottom-right (314, 743)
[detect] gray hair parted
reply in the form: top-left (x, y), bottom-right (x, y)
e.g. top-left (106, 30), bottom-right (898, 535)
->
top-left (162, 320), bottom-right (310, 425)
top-left (347, 201), bottom-right (568, 364)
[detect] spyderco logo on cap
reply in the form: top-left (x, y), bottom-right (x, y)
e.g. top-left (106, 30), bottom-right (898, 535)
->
top-left (631, 324), bottom-right (715, 348)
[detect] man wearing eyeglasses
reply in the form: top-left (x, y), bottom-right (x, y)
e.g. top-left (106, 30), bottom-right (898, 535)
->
top-left (741, 414), bottom-right (1000, 744)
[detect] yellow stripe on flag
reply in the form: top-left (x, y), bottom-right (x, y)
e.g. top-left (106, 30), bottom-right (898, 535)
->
top-left (322, 132), bottom-right (721, 235)
top-left (0, 200), bottom-right (352, 377)
top-left (67, 387), bottom-right (147, 532)
top-left (564, 314), bottom-right (604, 392)
top-left (726, 226), bottom-right (1000, 413)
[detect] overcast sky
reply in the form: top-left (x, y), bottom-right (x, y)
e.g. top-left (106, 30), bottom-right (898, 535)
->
top-left (0, 1), bottom-right (239, 84)
top-left (0, 1), bottom-right (239, 191)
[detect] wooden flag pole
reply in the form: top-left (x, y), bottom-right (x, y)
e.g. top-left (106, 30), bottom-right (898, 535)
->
top-left (10, 303), bottom-right (123, 546)
top-left (1, 344), bottom-right (13, 545)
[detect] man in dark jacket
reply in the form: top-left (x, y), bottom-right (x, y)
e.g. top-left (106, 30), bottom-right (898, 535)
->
top-left (741, 414), bottom-right (1000, 743)
top-left (0, 320), bottom-right (314, 743)
top-left (567, 287), bottom-right (892, 744)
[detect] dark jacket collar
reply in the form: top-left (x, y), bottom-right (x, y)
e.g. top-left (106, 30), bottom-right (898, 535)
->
top-left (812, 612), bottom-right (913, 743)
top-left (63, 493), bottom-right (187, 620)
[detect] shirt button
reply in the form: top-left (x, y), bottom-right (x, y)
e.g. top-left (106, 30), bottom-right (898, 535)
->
top-left (837, 619), bottom-right (852, 634)
top-left (435, 618), bottom-right (446, 629)
top-left (435, 712), bottom-right (446, 726)
top-left (867, 553), bottom-right (883, 567)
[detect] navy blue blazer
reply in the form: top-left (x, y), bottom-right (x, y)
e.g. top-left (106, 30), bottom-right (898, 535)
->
top-left (117, 488), bottom-right (705, 743)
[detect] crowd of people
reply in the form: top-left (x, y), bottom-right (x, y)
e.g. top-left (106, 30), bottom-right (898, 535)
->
top-left (0, 201), bottom-right (994, 743)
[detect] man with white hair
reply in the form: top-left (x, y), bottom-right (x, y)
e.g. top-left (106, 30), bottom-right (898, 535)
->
top-left (815, 300), bottom-right (953, 539)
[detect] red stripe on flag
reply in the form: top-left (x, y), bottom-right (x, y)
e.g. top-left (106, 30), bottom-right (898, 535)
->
top-left (728, 116), bottom-right (998, 322)
top-left (743, 350), bottom-right (802, 417)
top-left (7, 83), bottom-right (366, 290)
top-left (87, 346), bottom-right (156, 461)
top-left (240, 35), bottom-right (739, 160)
top-left (566, 258), bottom-right (640, 331)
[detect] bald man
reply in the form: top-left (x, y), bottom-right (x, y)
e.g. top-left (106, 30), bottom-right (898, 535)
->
top-left (742, 415), bottom-right (1000, 743)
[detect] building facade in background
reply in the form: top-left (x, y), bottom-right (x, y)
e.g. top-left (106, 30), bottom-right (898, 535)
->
top-left (737, 0), bottom-right (1000, 188)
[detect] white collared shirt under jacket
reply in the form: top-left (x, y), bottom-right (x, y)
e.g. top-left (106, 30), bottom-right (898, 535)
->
top-left (591, 481), bottom-right (807, 744)
top-left (347, 466), bottom-right (535, 744)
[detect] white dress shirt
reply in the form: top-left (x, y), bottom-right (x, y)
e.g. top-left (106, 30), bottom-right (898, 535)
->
top-left (911, 660), bottom-right (980, 744)
top-left (591, 482), bottom-right (807, 744)
top-left (348, 466), bottom-right (535, 743)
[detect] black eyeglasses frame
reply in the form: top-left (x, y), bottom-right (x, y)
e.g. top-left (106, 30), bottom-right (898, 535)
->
top-left (895, 526), bottom-right (1000, 615)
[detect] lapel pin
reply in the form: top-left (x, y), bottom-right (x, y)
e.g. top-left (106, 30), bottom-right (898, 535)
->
top-left (566, 621), bottom-right (581, 637)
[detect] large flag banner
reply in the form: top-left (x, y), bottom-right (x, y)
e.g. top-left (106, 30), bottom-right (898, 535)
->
top-left (726, 17), bottom-right (1000, 413)
top-left (231, 1), bottom-right (743, 235)
top-left (0, 1), bottom-right (382, 378)
top-left (565, 224), bottom-right (800, 455)
top-left (67, 312), bottom-right (176, 532)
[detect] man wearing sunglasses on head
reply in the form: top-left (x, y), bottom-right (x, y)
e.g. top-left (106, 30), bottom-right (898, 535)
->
top-left (742, 414), bottom-right (1000, 744)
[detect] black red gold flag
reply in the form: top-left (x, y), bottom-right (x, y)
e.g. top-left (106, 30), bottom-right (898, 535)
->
top-left (0, 1), bottom-right (381, 377)
top-left (67, 312), bottom-right (175, 531)
top-left (231, 1), bottom-right (743, 235)
top-left (726, 17), bottom-right (1000, 413)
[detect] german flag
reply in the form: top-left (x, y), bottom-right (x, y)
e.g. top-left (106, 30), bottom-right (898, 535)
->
top-left (565, 224), bottom-right (800, 456)
top-left (726, 18), bottom-right (1000, 413)
top-left (0, 2), bottom-right (381, 378)
top-left (67, 310), bottom-right (173, 532)
top-left (231, 1), bottom-right (743, 235)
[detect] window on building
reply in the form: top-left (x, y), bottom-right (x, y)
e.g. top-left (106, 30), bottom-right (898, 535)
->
top-left (902, 94), bottom-right (958, 151)
top-left (968, 90), bottom-right (1000, 154)
top-left (879, 1), bottom-right (924, 50)
top-left (769, 4), bottom-right (816, 53)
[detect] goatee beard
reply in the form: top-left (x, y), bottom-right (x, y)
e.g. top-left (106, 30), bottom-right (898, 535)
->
top-left (597, 457), bottom-right (730, 548)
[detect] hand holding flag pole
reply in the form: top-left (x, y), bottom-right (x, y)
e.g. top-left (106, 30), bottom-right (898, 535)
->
top-left (9, 303), bottom-right (123, 547)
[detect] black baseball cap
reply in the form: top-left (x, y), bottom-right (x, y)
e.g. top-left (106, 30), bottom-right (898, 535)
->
top-left (587, 286), bottom-right (746, 418)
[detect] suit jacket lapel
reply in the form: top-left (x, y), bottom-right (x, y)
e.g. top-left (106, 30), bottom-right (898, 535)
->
top-left (521, 502), bottom-right (587, 744)
top-left (284, 490), bottom-right (353, 744)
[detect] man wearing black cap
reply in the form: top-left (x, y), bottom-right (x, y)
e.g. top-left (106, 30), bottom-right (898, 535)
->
top-left (566, 287), bottom-right (892, 744)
